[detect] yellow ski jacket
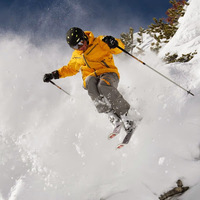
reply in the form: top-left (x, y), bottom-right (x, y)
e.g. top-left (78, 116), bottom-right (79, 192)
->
top-left (57, 31), bottom-right (125, 88)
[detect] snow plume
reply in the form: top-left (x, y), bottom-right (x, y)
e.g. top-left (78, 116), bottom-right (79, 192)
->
top-left (0, 1), bottom-right (200, 200)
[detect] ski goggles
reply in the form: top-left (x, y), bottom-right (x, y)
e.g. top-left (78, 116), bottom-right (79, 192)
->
top-left (72, 40), bottom-right (84, 50)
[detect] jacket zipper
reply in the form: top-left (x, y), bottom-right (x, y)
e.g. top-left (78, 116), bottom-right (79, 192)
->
top-left (83, 55), bottom-right (90, 68)
top-left (83, 55), bottom-right (97, 77)
top-left (101, 60), bottom-right (110, 68)
top-left (86, 43), bottom-right (98, 55)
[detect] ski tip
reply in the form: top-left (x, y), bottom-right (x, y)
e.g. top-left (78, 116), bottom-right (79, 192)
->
top-left (116, 143), bottom-right (125, 149)
top-left (108, 133), bottom-right (116, 140)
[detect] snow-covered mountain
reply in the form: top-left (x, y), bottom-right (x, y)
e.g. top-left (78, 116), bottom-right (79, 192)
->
top-left (0, 0), bottom-right (200, 199)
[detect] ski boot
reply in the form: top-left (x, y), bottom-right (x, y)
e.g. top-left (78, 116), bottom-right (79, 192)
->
top-left (108, 111), bottom-right (123, 139)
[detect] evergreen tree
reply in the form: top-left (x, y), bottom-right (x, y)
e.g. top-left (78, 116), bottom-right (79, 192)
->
top-left (147, 0), bottom-right (188, 53)
top-left (120, 27), bottom-right (134, 53)
top-left (166, 0), bottom-right (189, 25)
top-left (164, 51), bottom-right (197, 63)
top-left (137, 27), bottom-right (146, 45)
top-left (120, 0), bottom-right (197, 63)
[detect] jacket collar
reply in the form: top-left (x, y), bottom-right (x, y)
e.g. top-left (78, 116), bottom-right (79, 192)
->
top-left (84, 31), bottom-right (95, 45)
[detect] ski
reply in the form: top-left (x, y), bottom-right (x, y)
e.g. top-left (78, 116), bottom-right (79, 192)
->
top-left (107, 110), bottom-right (142, 149)
top-left (116, 121), bottom-right (138, 149)
top-left (116, 143), bottom-right (125, 149)
top-left (108, 123), bottom-right (123, 139)
top-left (116, 132), bottom-right (134, 149)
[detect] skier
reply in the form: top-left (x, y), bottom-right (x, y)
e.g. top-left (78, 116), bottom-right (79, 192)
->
top-left (43, 27), bottom-right (136, 142)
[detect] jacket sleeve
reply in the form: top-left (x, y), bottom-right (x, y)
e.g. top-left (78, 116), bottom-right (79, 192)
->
top-left (110, 38), bottom-right (125, 54)
top-left (57, 51), bottom-right (83, 78)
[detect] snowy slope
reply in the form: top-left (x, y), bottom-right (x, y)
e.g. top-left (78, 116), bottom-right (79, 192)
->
top-left (0, 0), bottom-right (200, 199)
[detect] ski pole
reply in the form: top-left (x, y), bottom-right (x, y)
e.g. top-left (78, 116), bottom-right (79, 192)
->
top-left (117, 46), bottom-right (194, 96)
top-left (50, 81), bottom-right (70, 96)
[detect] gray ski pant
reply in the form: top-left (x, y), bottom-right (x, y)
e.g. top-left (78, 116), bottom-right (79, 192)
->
top-left (85, 72), bottom-right (130, 116)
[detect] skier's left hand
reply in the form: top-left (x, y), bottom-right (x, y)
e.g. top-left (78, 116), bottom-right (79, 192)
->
top-left (102, 36), bottom-right (118, 49)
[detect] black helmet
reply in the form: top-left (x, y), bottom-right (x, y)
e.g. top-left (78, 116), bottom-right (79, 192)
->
top-left (66, 27), bottom-right (86, 47)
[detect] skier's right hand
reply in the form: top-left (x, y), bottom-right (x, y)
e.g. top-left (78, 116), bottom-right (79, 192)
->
top-left (102, 36), bottom-right (118, 49)
top-left (43, 70), bottom-right (60, 82)
top-left (43, 73), bottom-right (53, 82)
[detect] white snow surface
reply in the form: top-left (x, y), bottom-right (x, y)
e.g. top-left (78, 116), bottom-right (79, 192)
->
top-left (0, 0), bottom-right (200, 199)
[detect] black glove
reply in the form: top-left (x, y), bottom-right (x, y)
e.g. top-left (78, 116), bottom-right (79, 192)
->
top-left (43, 73), bottom-right (53, 82)
top-left (102, 36), bottom-right (118, 49)
top-left (43, 70), bottom-right (59, 82)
